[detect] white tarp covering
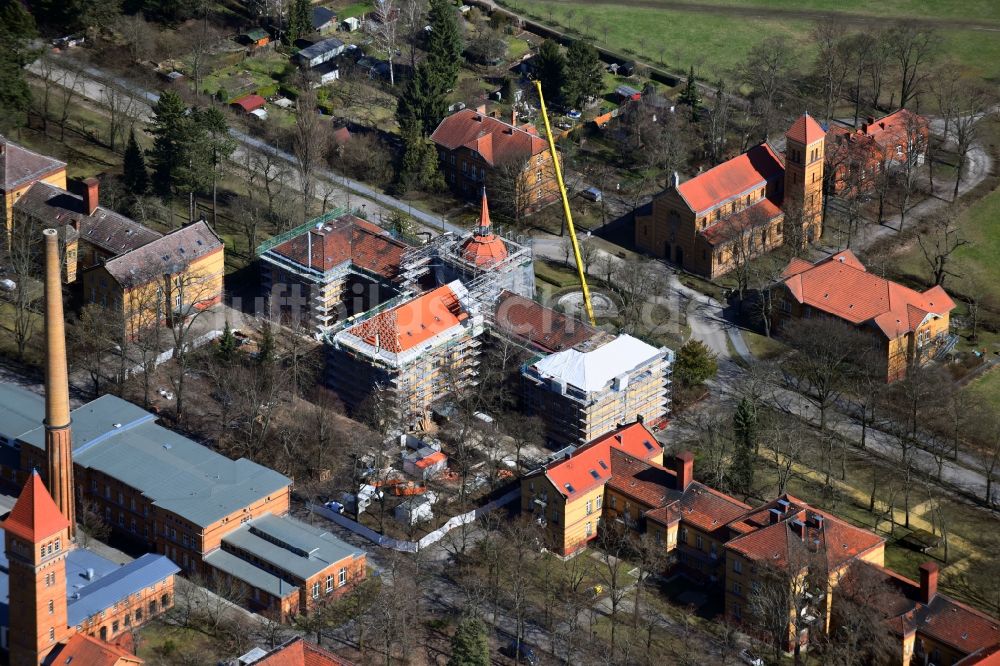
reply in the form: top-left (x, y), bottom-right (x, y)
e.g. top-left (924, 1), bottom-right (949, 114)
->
top-left (531, 334), bottom-right (662, 393)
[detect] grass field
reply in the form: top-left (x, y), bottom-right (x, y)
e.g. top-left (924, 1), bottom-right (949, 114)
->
top-left (504, 0), bottom-right (1000, 84)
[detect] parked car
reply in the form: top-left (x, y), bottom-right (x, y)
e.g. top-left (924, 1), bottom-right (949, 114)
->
top-left (501, 641), bottom-right (539, 665)
top-left (566, 109), bottom-right (581, 120)
top-left (0, 278), bottom-right (16, 292)
top-left (739, 648), bottom-right (764, 666)
top-left (581, 187), bottom-right (603, 202)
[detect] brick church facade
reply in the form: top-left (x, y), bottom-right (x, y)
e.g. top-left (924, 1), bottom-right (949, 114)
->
top-left (636, 114), bottom-right (826, 279)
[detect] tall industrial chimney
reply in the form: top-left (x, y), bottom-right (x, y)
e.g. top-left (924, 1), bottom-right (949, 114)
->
top-left (42, 228), bottom-right (76, 539)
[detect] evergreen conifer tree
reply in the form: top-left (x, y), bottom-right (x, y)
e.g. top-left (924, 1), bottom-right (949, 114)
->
top-left (148, 91), bottom-right (191, 196)
top-left (427, 0), bottom-right (463, 90)
top-left (0, 0), bottom-right (37, 132)
top-left (535, 39), bottom-right (567, 107)
top-left (730, 397), bottom-right (758, 495)
top-left (216, 321), bottom-right (238, 365)
top-left (564, 40), bottom-right (603, 109)
top-left (287, 0), bottom-right (311, 43)
top-left (448, 617), bottom-right (490, 666)
top-left (678, 65), bottom-right (702, 120)
top-left (122, 130), bottom-right (149, 195)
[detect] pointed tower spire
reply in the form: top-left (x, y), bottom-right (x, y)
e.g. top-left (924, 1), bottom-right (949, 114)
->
top-left (42, 228), bottom-right (75, 539)
top-left (477, 187), bottom-right (492, 235)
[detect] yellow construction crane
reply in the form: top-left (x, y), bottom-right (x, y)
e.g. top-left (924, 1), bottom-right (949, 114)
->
top-left (533, 79), bottom-right (596, 326)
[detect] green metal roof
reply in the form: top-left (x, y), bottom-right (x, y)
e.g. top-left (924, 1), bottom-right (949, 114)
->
top-left (0, 384), bottom-right (44, 443)
top-left (18, 394), bottom-right (291, 528)
top-left (244, 28), bottom-right (269, 41)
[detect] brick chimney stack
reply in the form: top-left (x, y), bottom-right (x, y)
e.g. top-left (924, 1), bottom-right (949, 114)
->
top-left (42, 229), bottom-right (76, 539)
top-left (919, 562), bottom-right (939, 603)
top-left (673, 451), bottom-right (694, 491)
top-left (82, 177), bottom-right (99, 215)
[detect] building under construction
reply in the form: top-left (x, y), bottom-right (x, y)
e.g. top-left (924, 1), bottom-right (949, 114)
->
top-left (326, 280), bottom-right (484, 425)
top-left (258, 210), bottom-right (411, 335)
top-left (522, 334), bottom-right (673, 449)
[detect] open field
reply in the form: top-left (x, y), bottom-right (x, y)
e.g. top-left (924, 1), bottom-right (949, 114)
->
top-left (502, 0), bottom-right (1000, 84)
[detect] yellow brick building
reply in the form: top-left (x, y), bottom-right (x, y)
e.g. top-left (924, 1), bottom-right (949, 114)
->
top-left (1, 137), bottom-right (67, 239)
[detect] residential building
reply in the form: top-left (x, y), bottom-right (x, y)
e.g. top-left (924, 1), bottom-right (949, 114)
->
top-left (825, 110), bottom-right (929, 194)
top-left (520, 422), bottom-right (666, 555)
top-left (14, 177), bottom-right (161, 283)
top-left (258, 211), bottom-right (410, 335)
top-left (430, 108), bottom-right (559, 210)
top-left (0, 473), bottom-right (176, 664)
top-left (0, 135), bottom-right (67, 238)
top-left (326, 281), bottom-right (484, 424)
top-left (521, 334), bottom-right (673, 448)
top-left (521, 427), bottom-right (999, 660)
top-left (240, 637), bottom-right (354, 665)
top-left (778, 250), bottom-right (956, 381)
top-left (635, 114), bottom-right (825, 278)
top-left (82, 220), bottom-right (225, 338)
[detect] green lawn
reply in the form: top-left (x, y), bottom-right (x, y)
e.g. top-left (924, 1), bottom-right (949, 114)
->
top-left (651, 0), bottom-right (1000, 23)
top-left (502, 0), bottom-right (1000, 83)
top-left (962, 365), bottom-right (1000, 412)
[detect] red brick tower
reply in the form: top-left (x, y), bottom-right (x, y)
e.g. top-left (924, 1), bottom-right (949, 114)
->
top-left (783, 113), bottom-right (826, 246)
top-left (2, 472), bottom-right (73, 665)
top-left (42, 228), bottom-right (76, 539)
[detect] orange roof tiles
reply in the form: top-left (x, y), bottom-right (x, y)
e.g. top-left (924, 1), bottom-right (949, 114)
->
top-left (781, 250), bottom-right (956, 339)
top-left (494, 290), bottom-right (600, 353)
top-left (430, 109), bottom-right (548, 167)
top-left (255, 637), bottom-right (355, 666)
top-left (2, 471), bottom-right (69, 543)
top-left (676, 143), bottom-right (785, 214)
top-left (53, 633), bottom-right (143, 665)
top-left (786, 113), bottom-right (826, 146)
top-left (828, 109), bottom-right (927, 151)
top-left (460, 190), bottom-right (509, 267)
top-left (544, 422), bottom-right (663, 499)
top-left (271, 214), bottom-right (407, 279)
top-left (700, 197), bottom-right (782, 246)
top-left (347, 283), bottom-right (468, 353)
top-left (606, 449), bottom-right (676, 508)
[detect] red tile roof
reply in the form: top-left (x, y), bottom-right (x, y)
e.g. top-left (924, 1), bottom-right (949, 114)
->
top-left (724, 494), bottom-right (884, 571)
top-left (347, 283), bottom-right (468, 353)
top-left (654, 482), bottom-right (752, 536)
top-left (494, 290), bottom-right (601, 353)
top-left (828, 109), bottom-right (927, 152)
top-left (52, 634), bottom-right (143, 665)
top-left (700, 197), bottom-right (782, 246)
top-left (460, 190), bottom-right (509, 267)
top-left (956, 645), bottom-right (1000, 665)
top-left (232, 94), bottom-right (267, 113)
top-left (785, 113), bottom-right (826, 146)
top-left (271, 214), bottom-right (407, 280)
top-left (2, 471), bottom-right (69, 543)
top-left (254, 638), bottom-right (354, 665)
top-left (606, 448), bottom-right (676, 508)
top-left (781, 250), bottom-right (956, 339)
top-left (430, 109), bottom-right (548, 167)
top-left (544, 422), bottom-right (663, 499)
top-left (675, 143), bottom-right (785, 214)
top-left (0, 135), bottom-right (66, 191)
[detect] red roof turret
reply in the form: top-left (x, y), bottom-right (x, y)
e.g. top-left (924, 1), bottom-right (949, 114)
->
top-left (2, 471), bottom-right (69, 542)
top-left (459, 189), bottom-right (508, 268)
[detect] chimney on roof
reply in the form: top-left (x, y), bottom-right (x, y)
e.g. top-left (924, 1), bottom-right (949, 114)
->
top-left (82, 177), bottom-right (99, 215)
top-left (636, 414), bottom-right (644, 424)
top-left (476, 104), bottom-right (487, 115)
top-left (512, 107), bottom-right (517, 126)
top-left (791, 520), bottom-right (805, 540)
top-left (768, 508), bottom-right (782, 525)
top-left (671, 171), bottom-right (680, 188)
top-left (673, 451), bottom-right (694, 491)
top-left (919, 562), bottom-right (939, 603)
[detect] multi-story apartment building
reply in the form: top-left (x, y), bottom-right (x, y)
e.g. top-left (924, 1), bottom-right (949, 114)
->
top-left (521, 422), bottom-right (1000, 661)
top-left (430, 108), bottom-right (559, 211)
top-left (778, 250), bottom-right (956, 381)
top-left (636, 114), bottom-right (825, 278)
top-left (258, 211), bottom-right (410, 334)
top-left (521, 334), bottom-right (673, 448)
top-left (326, 280), bottom-right (484, 425)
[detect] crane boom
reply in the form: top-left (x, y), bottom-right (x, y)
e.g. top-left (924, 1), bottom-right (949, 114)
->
top-left (533, 80), bottom-right (596, 326)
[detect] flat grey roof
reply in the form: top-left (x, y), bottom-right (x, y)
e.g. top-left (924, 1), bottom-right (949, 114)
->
top-left (18, 393), bottom-right (291, 528)
top-left (204, 549), bottom-right (298, 599)
top-left (0, 384), bottom-right (44, 442)
top-left (223, 514), bottom-right (363, 582)
top-left (297, 37), bottom-right (344, 60)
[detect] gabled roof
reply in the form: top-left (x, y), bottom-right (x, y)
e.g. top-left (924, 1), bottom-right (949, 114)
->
top-left (0, 135), bottom-right (66, 191)
top-left (255, 637), bottom-right (355, 665)
top-left (51, 633), bottom-right (143, 666)
top-left (827, 109), bottom-right (928, 153)
top-left (101, 220), bottom-right (222, 286)
top-left (785, 113), bottom-right (826, 146)
top-left (530, 334), bottom-right (664, 393)
top-left (674, 143), bottom-right (785, 214)
top-left (606, 448), bottom-right (676, 508)
top-left (494, 290), bottom-right (601, 353)
top-left (700, 197), bottom-right (782, 246)
top-left (15, 181), bottom-right (162, 255)
top-left (312, 6), bottom-right (337, 29)
top-left (543, 422), bottom-right (662, 499)
top-left (268, 214), bottom-right (407, 279)
top-left (781, 250), bottom-right (956, 339)
top-left (345, 282), bottom-right (469, 354)
top-left (430, 109), bottom-right (548, 167)
top-left (646, 481), bottom-right (752, 537)
top-left (67, 553), bottom-right (180, 627)
top-left (2, 471), bottom-right (69, 543)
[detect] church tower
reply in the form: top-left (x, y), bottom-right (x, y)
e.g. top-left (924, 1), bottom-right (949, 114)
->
top-left (783, 113), bottom-right (826, 246)
top-left (42, 228), bottom-right (75, 539)
top-left (2, 472), bottom-right (73, 665)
